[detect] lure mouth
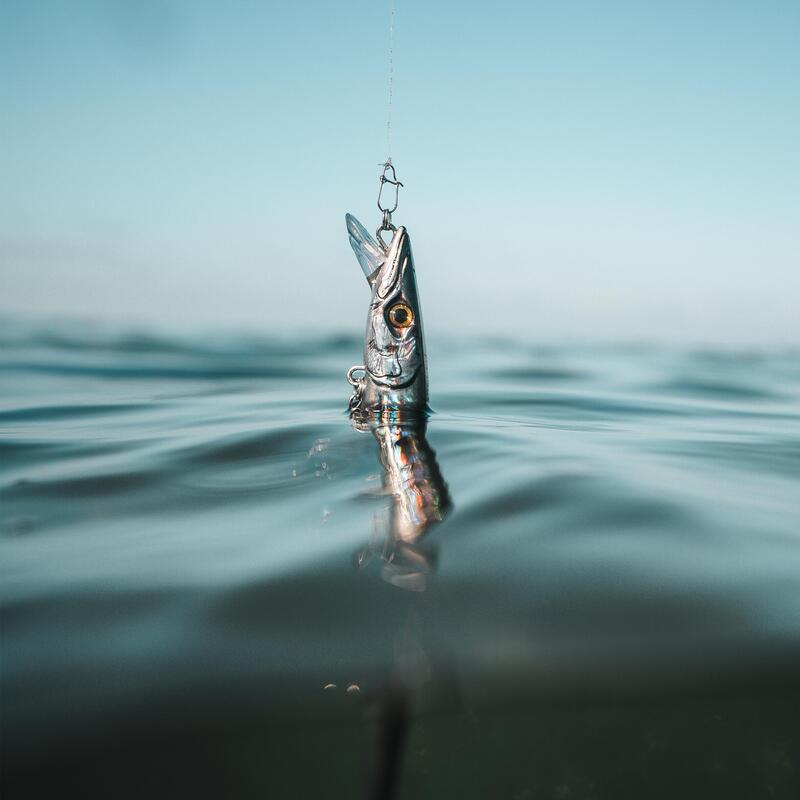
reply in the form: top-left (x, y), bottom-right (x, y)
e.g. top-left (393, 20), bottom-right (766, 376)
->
top-left (346, 213), bottom-right (386, 282)
top-left (367, 365), bottom-right (421, 389)
top-left (366, 334), bottom-right (421, 388)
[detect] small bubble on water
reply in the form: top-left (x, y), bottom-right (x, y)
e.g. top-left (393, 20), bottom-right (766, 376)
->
top-left (307, 438), bottom-right (330, 457)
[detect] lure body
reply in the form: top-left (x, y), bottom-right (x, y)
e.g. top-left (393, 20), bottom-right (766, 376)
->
top-left (354, 415), bottom-right (450, 542)
top-left (346, 213), bottom-right (427, 414)
top-left (354, 415), bottom-right (451, 589)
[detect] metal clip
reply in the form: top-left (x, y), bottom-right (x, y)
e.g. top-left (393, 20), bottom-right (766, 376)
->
top-left (377, 161), bottom-right (403, 218)
top-left (376, 161), bottom-right (403, 248)
top-left (347, 365), bottom-right (366, 411)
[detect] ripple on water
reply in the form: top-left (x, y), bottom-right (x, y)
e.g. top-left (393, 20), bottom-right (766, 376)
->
top-left (2, 321), bottom-right (800, 781)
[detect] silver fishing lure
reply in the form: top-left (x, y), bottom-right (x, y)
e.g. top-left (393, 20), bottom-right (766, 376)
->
top-left (346, 164), bottom-right (427, 414)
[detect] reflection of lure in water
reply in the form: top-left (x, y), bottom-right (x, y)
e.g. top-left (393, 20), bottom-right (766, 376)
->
top-left (350, 412), bottom-right (455, 798)
top-left (355, 415), bottom-right (451, 591)
top-left (345, 164), bottom-right (427, 414)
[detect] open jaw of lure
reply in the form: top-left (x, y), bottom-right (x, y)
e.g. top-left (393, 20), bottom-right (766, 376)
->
top-left (346, 214), bottom-right (428, 409)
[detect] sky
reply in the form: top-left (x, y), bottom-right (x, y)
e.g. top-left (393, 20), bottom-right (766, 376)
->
top-left (1, 0), bottom-right (798, 344)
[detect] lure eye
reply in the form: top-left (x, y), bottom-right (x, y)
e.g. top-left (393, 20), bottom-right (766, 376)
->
top-left (387, 302), bottom-right (414, 329)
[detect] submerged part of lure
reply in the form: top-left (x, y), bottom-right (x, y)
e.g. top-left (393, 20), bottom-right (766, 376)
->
top-left (346, 213), bottom-right (428, 414)
top-left (353, 414), bottom-right (451, 590)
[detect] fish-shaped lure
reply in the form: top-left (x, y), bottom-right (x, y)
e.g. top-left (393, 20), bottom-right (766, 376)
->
top-left (346, 213), bottom-right (428, 414)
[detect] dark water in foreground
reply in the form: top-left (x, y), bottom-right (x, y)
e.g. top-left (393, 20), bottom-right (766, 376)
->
top-left (2, 321), bottom-right (800, 798)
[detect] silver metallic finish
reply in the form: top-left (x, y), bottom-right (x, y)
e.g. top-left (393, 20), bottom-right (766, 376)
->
top-left (346, 213), bottom-right (428, 414)
top-left (354, 415), bottom-right (451, 590)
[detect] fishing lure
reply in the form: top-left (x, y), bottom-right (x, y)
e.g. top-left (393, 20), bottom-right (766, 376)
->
top-left (346, 164), bottom-right (427, 415)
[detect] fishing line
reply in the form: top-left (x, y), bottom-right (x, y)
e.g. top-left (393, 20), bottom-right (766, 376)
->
top-left (386, 0), bottom-right (396, 162)
top-left (374, 0), bottom-right (403, 245)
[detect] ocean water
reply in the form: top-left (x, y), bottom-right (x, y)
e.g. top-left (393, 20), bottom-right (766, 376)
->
top-left (2, 320), bottom-right (800, 799)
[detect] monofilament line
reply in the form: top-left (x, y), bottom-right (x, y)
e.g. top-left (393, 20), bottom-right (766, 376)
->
top-left (386, 0), bottom-right (396, 163)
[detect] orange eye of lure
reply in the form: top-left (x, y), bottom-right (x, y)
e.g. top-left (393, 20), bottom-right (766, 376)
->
top-left (387, 302), bottom-right (414, 329)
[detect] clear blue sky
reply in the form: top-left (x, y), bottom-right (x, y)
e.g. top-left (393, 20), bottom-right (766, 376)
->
top-left (2, 0), bottom-right (798, 343)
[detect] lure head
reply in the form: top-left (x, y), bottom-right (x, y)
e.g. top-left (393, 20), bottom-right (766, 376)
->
top-left (346, 214), bottom-right (428, 413)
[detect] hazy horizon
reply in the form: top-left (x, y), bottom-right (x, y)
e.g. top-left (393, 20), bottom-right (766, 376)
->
top-left (2, 0), bottom-right (798, 345)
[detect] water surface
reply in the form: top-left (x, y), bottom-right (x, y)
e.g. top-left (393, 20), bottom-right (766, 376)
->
top-left (2, 321), bottom-right (800, 798)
